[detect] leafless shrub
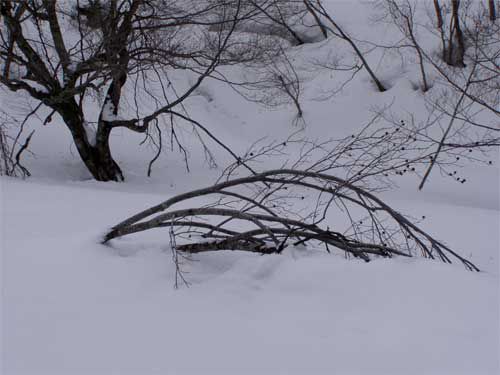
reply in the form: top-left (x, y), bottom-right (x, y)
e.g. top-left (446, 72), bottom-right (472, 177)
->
top-left (225, 47), bottom-right (305, 125)
top-left (0, 108), bottom-right (35, 177)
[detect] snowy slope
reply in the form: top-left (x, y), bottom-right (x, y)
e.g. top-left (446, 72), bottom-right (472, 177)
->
top-left (1, 1), bottom-right (499, 374)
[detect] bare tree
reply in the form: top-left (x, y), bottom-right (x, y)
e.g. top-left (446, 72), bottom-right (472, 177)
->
top-left (0, 0), bottom-right (259, 181)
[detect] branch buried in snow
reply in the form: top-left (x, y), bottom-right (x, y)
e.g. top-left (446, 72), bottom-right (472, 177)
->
top-left (104, 168), bottom-right (479, 272)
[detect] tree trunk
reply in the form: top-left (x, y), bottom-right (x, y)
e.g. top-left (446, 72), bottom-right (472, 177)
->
top-left (489, 0), bottom-right (497, 21)
top-left (94, 122), bottom-right (124, 182)
top-left (433, 0), bottom-right (447, 61)
top-left (433, 0), bottom-right (444, 29)
top-left (55, 100), bottom-right (124, 182)
top-left (450, 0), bottom-right (465, 67)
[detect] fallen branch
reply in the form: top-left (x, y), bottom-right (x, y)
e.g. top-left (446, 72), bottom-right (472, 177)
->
top-left (104, 168), bottom-right (479, 272)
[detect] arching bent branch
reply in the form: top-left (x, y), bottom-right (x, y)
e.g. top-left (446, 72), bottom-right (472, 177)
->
top-left (103, 169), bottom-right (479, 271)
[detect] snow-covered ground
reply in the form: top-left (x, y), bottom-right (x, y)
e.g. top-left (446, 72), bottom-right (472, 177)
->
top-left (2, 174), bottom-right (499, 375)
top-left (1, 1), bottom-right (499, 374)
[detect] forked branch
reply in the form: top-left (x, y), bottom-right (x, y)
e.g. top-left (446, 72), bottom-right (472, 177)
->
top-left (104, 169), bottom-right (479, 271)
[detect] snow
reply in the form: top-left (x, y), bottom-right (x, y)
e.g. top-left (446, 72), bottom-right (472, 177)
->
top-left (101, 99), bottom-right (118, 122)
top-left (82, 121), bottom-right (97, 146)
top-left (23, 79), bottom-right (50, 94)
top-left (2, 177), bottom-right (498, 375)
top-left (1, 1), bottom-right (499, 374)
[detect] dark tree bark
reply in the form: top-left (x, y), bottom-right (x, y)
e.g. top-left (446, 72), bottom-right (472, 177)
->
top-left (55, 100), bottom-right (123, 181)
top-left (489, 0), bottom-right (497, 21)
top-left (433, 0), bottom-right (444, 29)
top-left (433, 0), bottom-right (448, 62)
top-left (449, 0), bottom-right (465, 67)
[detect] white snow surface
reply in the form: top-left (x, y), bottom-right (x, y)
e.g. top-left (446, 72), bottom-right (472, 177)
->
top-left (2, 177), bottom-right (499, 375)
top-left (1, 1), bottom-right (499, 374)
